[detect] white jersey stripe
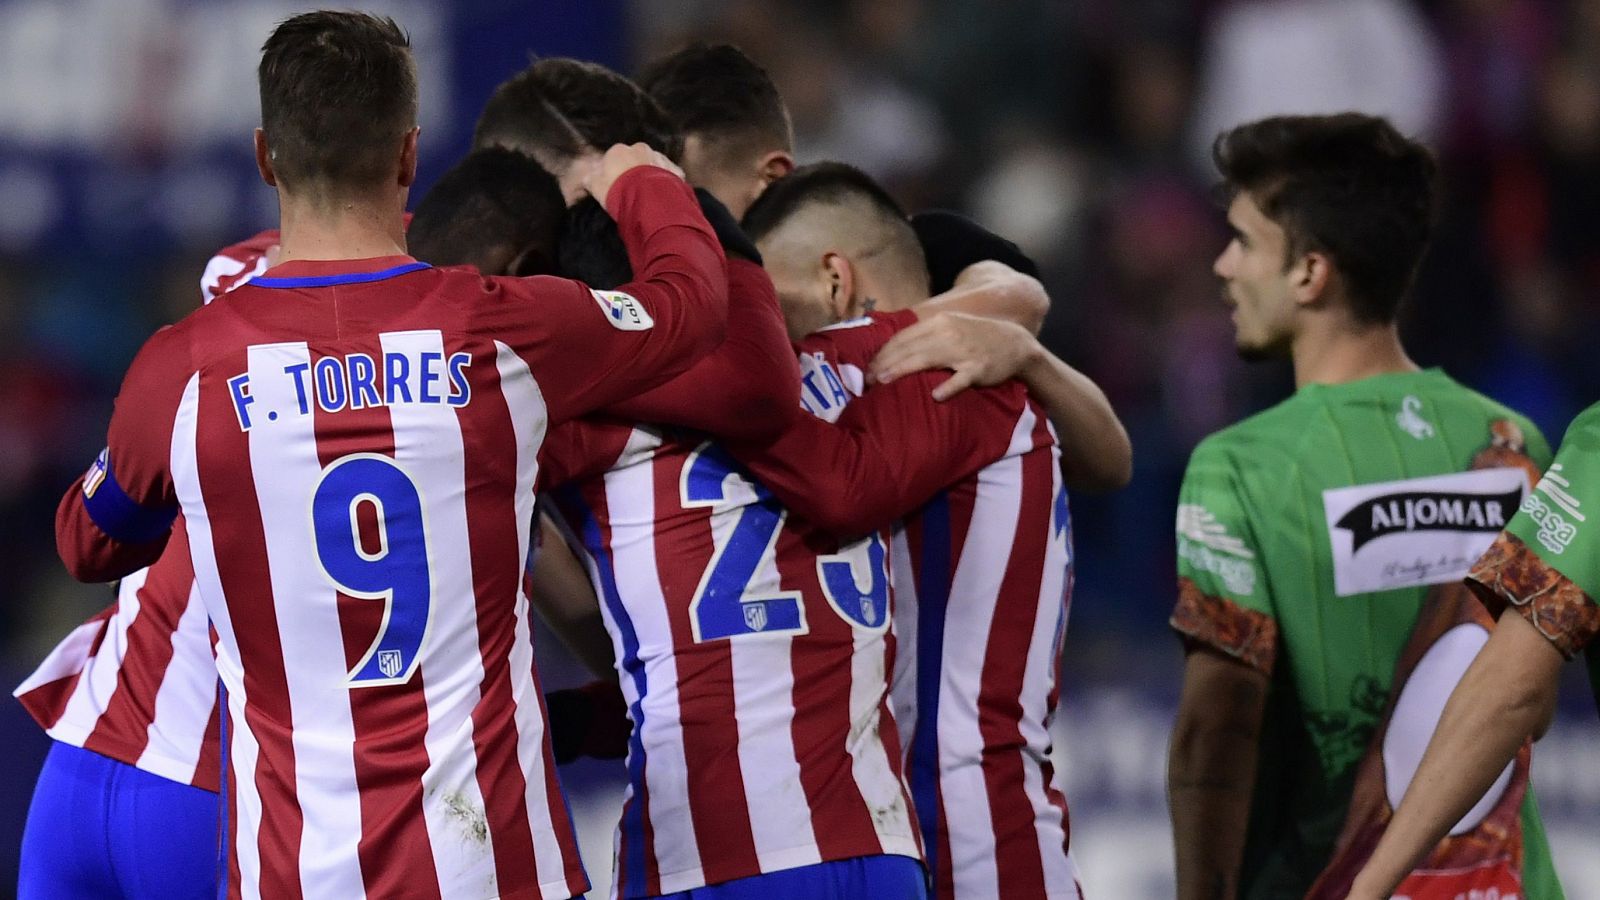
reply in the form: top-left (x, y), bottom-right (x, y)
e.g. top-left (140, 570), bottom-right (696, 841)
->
top-left (491, 340), bottom-right (576, 895)
top-left (172, 374), bottom-right (267, 896)
top-left (54, 571), bottom-right (144, 740)
top-left (136, 577), bottom-right (212, 783)
top-left (729, 633), bottom-right (814, 870)
top-left (245, 342), bottom-right (366, 899)
top-left (846, 617), bottom-right (917, 860)
top-left (385, 331), bottom-right (495, 889)
top-left (938, 460), bottom-right (1022, 899)
top-left (598, 449), bottom-right (705, 892)
top-left (13, 617), bottom-right (103, 700)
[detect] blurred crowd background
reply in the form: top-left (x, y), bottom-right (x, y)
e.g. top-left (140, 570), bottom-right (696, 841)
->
top-left (1, 0), bottom-right (1598, 896)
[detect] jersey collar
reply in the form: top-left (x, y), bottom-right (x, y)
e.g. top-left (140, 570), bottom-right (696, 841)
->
top-left (250, 256), bottom-right (429, 289)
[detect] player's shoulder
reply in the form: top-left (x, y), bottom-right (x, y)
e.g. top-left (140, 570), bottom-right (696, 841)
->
top-left (1405, 371), bottom-right (1550, 457)
top-left (1562, 401), bottom-right (1600, 443)
top-left (798, 310), bottom-right (917, 368)
top-left (1192, 394), bottom-right (1311, 462)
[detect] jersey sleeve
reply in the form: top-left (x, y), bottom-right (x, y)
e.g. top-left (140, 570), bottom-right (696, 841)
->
top-left (1170, 438), bottom-right (1280, 675)
top-left (56, 327), bottom-right (190, 581)
top-left (499, 166), bottom-right (729, 425)
top-left (200, 229), bottom-right (278, 304)
top-left (729, 375), bottom-right (1036, 538)
top-left (601, 257), bottom-right (800, 441)
top-left (536, 417), bottom-right (636, 491)
top-left (1466, 403), bottom-right (1600, 659)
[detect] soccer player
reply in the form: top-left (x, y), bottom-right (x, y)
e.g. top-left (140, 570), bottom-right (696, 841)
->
top-left (1167, 113), bottom-right (1563, 900)
top-left (16, 522), bottom-right (222, 900)
top-left (730, 163), bottom-right (1089, 900)
top-left (55, 12), bottom-right (730, 900)
top-left (1345, 401), bottom-right (1600, 899)
top-left (474, 57), bottom-right (679, 206)
top-left (639, 41), bottom-right (1130, 492)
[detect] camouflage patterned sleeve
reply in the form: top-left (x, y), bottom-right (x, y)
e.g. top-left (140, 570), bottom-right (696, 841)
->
top-left (1466, 403), bottom-right (1600, 659)
top-left (1171, 438), bottom-right (1279, 675)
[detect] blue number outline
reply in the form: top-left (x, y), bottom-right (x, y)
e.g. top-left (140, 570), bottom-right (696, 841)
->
top-left (816, 533), bottom-right (891, 633)
top-left (679, 443), bottom-right (808, 642)
top-left (310, 452), bottom-right (436, 688)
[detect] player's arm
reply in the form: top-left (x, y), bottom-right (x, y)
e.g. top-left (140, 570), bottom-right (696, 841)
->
top-left (527, 512), bottom-right (616, 680)
top-left (513, 145), bottom-right (730, 423)
top-left (871, 312), bottom-right (1131, 493)
top-left (1166, 442), bottom-right (1278, 900)
top-left (911, 210), bottom-right (1049, 334)
top-left (729, 373), bottom-right (1030, 538)
top-left (1170, 645), bottom-right (1268, 900)
top-left (56, 329), bottom-right (187, 581)
top-left (1346, 613), bottom-right (1563, 900)
top-left (1352, 421), bottom-right (1600, 899)
top-left (603, 203), bottom-right (800, 441)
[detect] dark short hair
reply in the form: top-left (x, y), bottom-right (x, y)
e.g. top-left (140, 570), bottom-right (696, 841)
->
top-left (557, 198), bottom-right (633, 290)
top-left (474, 58), bottom-right (680, 163)
top-left (258, 11), bottom-right (416, 196)
top-left (742, 161), bottom-right (909, 242)
top-left (638, 43), bottom-right (792, 159)
top-left (407, 148), bottom-right (565, 276)
top-left (1213, 113), bottom-right (1438, 324)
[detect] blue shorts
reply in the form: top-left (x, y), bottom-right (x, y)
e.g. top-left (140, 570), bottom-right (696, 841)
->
top-left (654, 855), bottom-right (927, 900)
top-left (18, 741), bottom-right (220, 900)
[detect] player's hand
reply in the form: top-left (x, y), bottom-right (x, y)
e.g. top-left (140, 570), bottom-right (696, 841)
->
top-left (869, 311), bottom-right (1042, 401)
top-left (585, 143), bottom-right (685, 209)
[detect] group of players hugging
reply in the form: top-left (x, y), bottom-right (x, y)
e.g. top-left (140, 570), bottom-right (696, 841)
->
top-left (12, 9), bottom-right (1600, 900)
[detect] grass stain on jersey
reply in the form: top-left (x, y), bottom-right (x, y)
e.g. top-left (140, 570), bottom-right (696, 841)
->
top-left (442, 791), bottom-right (490, 846)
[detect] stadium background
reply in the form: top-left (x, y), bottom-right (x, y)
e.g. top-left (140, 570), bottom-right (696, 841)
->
top-left (0, 0), bottom-right (1596, 896)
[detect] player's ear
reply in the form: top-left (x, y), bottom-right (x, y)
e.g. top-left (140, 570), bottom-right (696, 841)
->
top-left (821, 251), bottom-right (855, 320)
top-left (254, 128), bottom-right (278, 188)
top-left (1292, 250), bottom-right (1333, 307)
top-left (757, 150), bottom-right (794, 186)
top-left (398, 126), bottom-right (421, 188)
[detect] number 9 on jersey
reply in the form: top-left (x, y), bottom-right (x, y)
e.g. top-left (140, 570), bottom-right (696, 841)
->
top-left (311, 453), bottom-right (434, 687)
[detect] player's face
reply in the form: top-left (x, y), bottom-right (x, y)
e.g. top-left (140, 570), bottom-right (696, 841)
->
top-left (1214, 192), bottom-right (1297, 360)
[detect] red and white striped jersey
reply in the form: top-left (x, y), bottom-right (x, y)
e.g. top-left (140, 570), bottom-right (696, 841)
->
top-left (734, 311), bottom-right (1083, 899)
top-left (538, 318), bottom-right (922, 899)
top-left (13, 232), bottom-right (278, 792)
top-left (201, 229), bottom-right (279, 303)
top-left (55, 167), bottom-right (729, 900)
top-left (15, 517), bottom-right (221, 789)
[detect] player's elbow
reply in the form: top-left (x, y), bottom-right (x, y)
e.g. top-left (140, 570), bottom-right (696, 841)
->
top-left (1510, 675), bottom-right (1560, 741)
top-left (964, 263), bottom-right (1049, 335)
top-left (1065, 431), bottom-right (1134, 494)
top-left (720, 396), bottom-right (801, 442)
top-left (1007, 272), bottom-right (1051, 335)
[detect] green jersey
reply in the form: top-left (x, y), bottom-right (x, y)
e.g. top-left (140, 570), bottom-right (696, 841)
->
top-left (1172, 368), bottom-right (1562, 899)
top-left (1468, 401), bottom-right (1600, 691)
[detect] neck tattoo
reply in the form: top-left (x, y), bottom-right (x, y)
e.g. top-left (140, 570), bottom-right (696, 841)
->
top-left (861, 296), bottom-right (878, 314)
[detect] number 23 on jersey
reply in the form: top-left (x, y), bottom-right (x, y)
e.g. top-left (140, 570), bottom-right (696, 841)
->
top-left (679, 443), bottom-right (890, 643)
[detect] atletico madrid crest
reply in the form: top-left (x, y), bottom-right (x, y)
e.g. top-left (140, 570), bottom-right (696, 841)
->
top-left (378, 650), bottom-right (404, 679)
top-left (743, 603), bottom-right (768, 632)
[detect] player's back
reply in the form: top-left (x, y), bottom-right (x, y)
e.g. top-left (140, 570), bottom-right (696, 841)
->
top-left (796, 316), bottom-right (1079, 899)
top-left (1173, 368), bottom-right (1557, 897)
top-left (169, 259), bottom-right (597, 899)
top-left (543, 419), bottom-right (919, 898)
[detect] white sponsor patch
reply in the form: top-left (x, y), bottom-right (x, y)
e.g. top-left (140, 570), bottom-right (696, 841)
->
top-left (1176, 504), bottom-right (1257, 596)
top-left (1522, 463), bottom-right (1585, 556)
top-left (591, 289), bottom-right (654, 331)
top-left (1322, 467), bottom-right (1530, 597)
